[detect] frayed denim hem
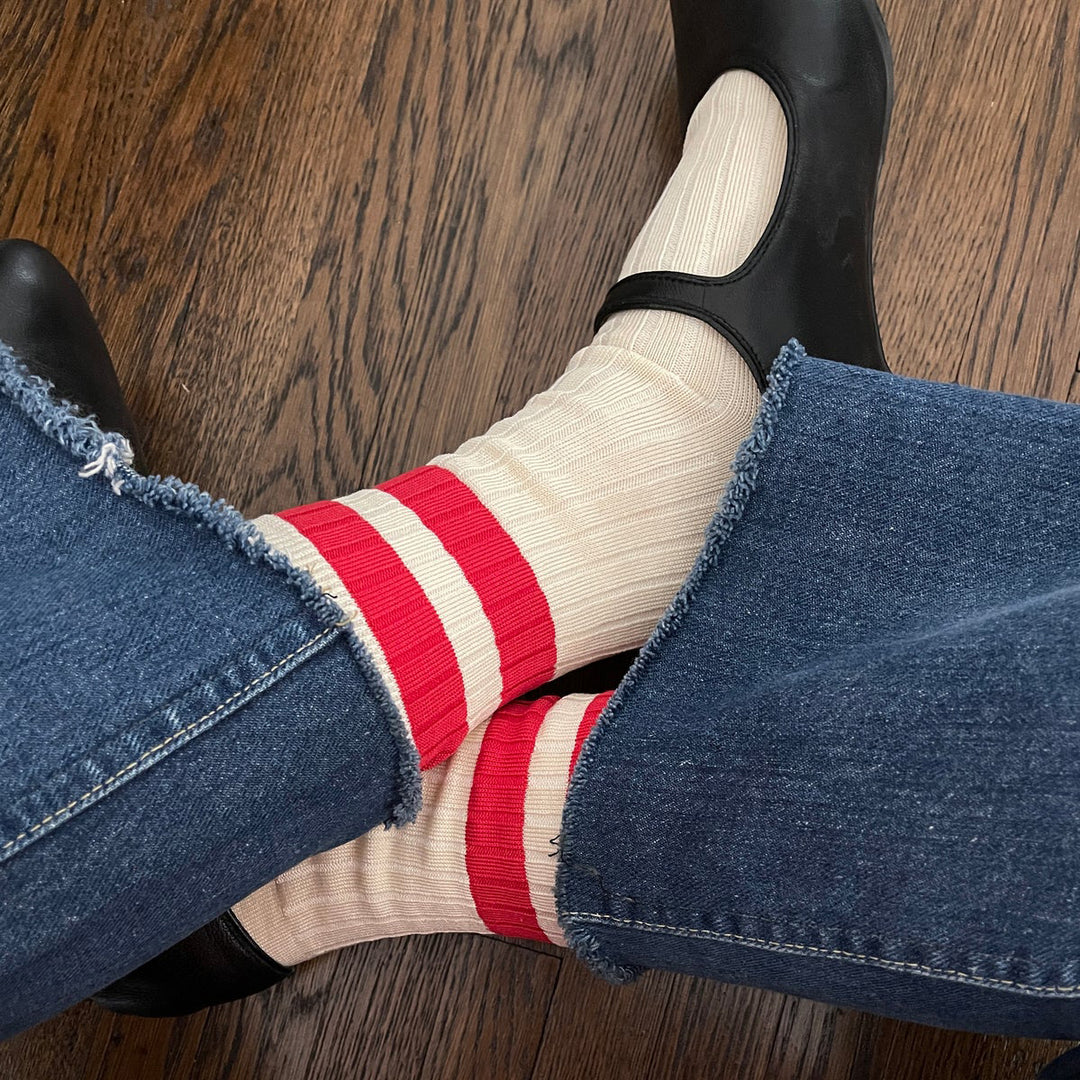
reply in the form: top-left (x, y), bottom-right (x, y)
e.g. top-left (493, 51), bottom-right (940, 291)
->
top-left (0, 345), bottom-right (420, 830)
top-left (555, 340), bottom-right (804, 982)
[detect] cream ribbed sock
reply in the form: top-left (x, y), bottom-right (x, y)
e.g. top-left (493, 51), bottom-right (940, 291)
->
top-left (234, 692), bottom-right (611, 962)
top-left (256, 70), bottom-right (786, 771)
top-left (230, 73), bottom-right (787, 963)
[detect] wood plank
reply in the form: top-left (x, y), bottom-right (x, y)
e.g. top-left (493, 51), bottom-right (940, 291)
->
top-left (533, 960), bottom-right (1073, 1079)
top-left (874, 0), bottom-right (1080, 396)
top-left (0, 937), bottom-right (560, 1080)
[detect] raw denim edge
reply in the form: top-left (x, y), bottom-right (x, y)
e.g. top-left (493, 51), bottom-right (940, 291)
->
top-left (555, 339), bottom-right (805, 983)
top-left (0, 344), bottom-right (421, 827)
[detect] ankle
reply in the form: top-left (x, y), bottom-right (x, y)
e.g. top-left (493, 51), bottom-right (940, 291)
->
top-left (590, 310), bottom-right (762, 406)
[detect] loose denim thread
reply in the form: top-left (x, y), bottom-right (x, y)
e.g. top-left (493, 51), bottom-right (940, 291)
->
top-left (0, 343), bottom-right (121, 464)
top-left (77, 435), bottom-right (135, 493)
top-left (0, 626), bottom-right (339, 855)
top-left (0, 344), bottom-right (421, 828)
top-left (556, 341), bottom-right (803, 985)
top-left (565, 912), bottom-right (1080, 998)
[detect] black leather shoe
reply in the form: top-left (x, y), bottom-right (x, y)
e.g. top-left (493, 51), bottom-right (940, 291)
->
top-left (594, 0), bottom-right (894, 388)
top-left (0, 238), bottom-right (140, 456)
top-left (93, 910), bottom-right (291, 1016)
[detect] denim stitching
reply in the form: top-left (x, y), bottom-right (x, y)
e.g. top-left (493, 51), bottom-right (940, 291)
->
top-left (565, 912), bottom-right (1080, 996)
top-left (1, 626), bottom-right (336, 853)
top-left (1, 347), bottom-right (422, 828)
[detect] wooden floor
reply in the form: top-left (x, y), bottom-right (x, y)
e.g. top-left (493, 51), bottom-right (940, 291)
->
top-left (1, 0), bottom-right (1079, 1076)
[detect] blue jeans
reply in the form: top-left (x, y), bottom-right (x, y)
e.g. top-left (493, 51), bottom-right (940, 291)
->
top-left (4, 342), bottom-right (1080, 1043)
top-left (0, 348), bottom-right (419, 1035)
top-left (560, 343), bottom-right (1080, 1041)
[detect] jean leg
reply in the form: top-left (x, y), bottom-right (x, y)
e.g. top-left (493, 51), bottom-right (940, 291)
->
top-left (0, 352), bottom-right (419, 1036)
top-left (559, 344), bottom-right (1080, 1039)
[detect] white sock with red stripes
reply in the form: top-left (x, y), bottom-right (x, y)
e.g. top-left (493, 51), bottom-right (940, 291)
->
top-left (255, 70), bottom-right (785, 769)
top-left (232, 692), bottom-right (611, 960)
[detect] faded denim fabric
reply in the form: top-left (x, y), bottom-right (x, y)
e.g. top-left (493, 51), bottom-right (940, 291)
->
top-left (559, 344), bottom-right (1080, 1041)
top-left (0, 350), bottom-right (419, 1037)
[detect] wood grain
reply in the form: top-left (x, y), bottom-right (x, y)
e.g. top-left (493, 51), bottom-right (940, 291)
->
top-left (1, 0), bottom-right (1078, 1076)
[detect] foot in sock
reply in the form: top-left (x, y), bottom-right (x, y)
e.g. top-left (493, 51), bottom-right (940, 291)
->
top-left (233, 691), bottom-right (612, 960)
top-left (255, 70), bottom-right (786, 769)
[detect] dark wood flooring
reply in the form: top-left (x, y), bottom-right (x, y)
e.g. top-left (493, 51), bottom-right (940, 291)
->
top-left (1, 0), bottom-right (1079, 1076)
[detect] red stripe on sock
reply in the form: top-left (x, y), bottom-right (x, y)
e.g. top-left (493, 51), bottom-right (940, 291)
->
top-left (465, 695), bottom-right (558, 942)
top-left (569, 691), bottom-right (613, 780)
top-left (277, 501), bottom-right (469, 769)
top-left (378, 466), bottom-right (557, 703)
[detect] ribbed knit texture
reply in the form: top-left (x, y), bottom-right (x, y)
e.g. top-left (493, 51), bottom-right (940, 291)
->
top-left (234, 71), bottom-right (786, 962)
top-left (253, 70), bottom-right (786, 770)
top-left (233, 692), bottom-right (612, 962)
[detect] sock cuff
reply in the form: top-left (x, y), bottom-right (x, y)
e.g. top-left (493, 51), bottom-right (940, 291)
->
top-left (378, 465), bottom-right (557, 702)
top-left (259, 464), bottom-right (560, 770)
top-left (467, 691), bottom-right (613, 944)
top-left (276, 499), bottom-right (470, 768)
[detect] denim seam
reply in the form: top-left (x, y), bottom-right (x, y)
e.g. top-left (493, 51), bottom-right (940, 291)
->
top-left (564, 912), bottom-right (1080, 998)
top-left (0, 344), bottom-right (422, 828)
top-left (1, 625), bottom-right (338, 855)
